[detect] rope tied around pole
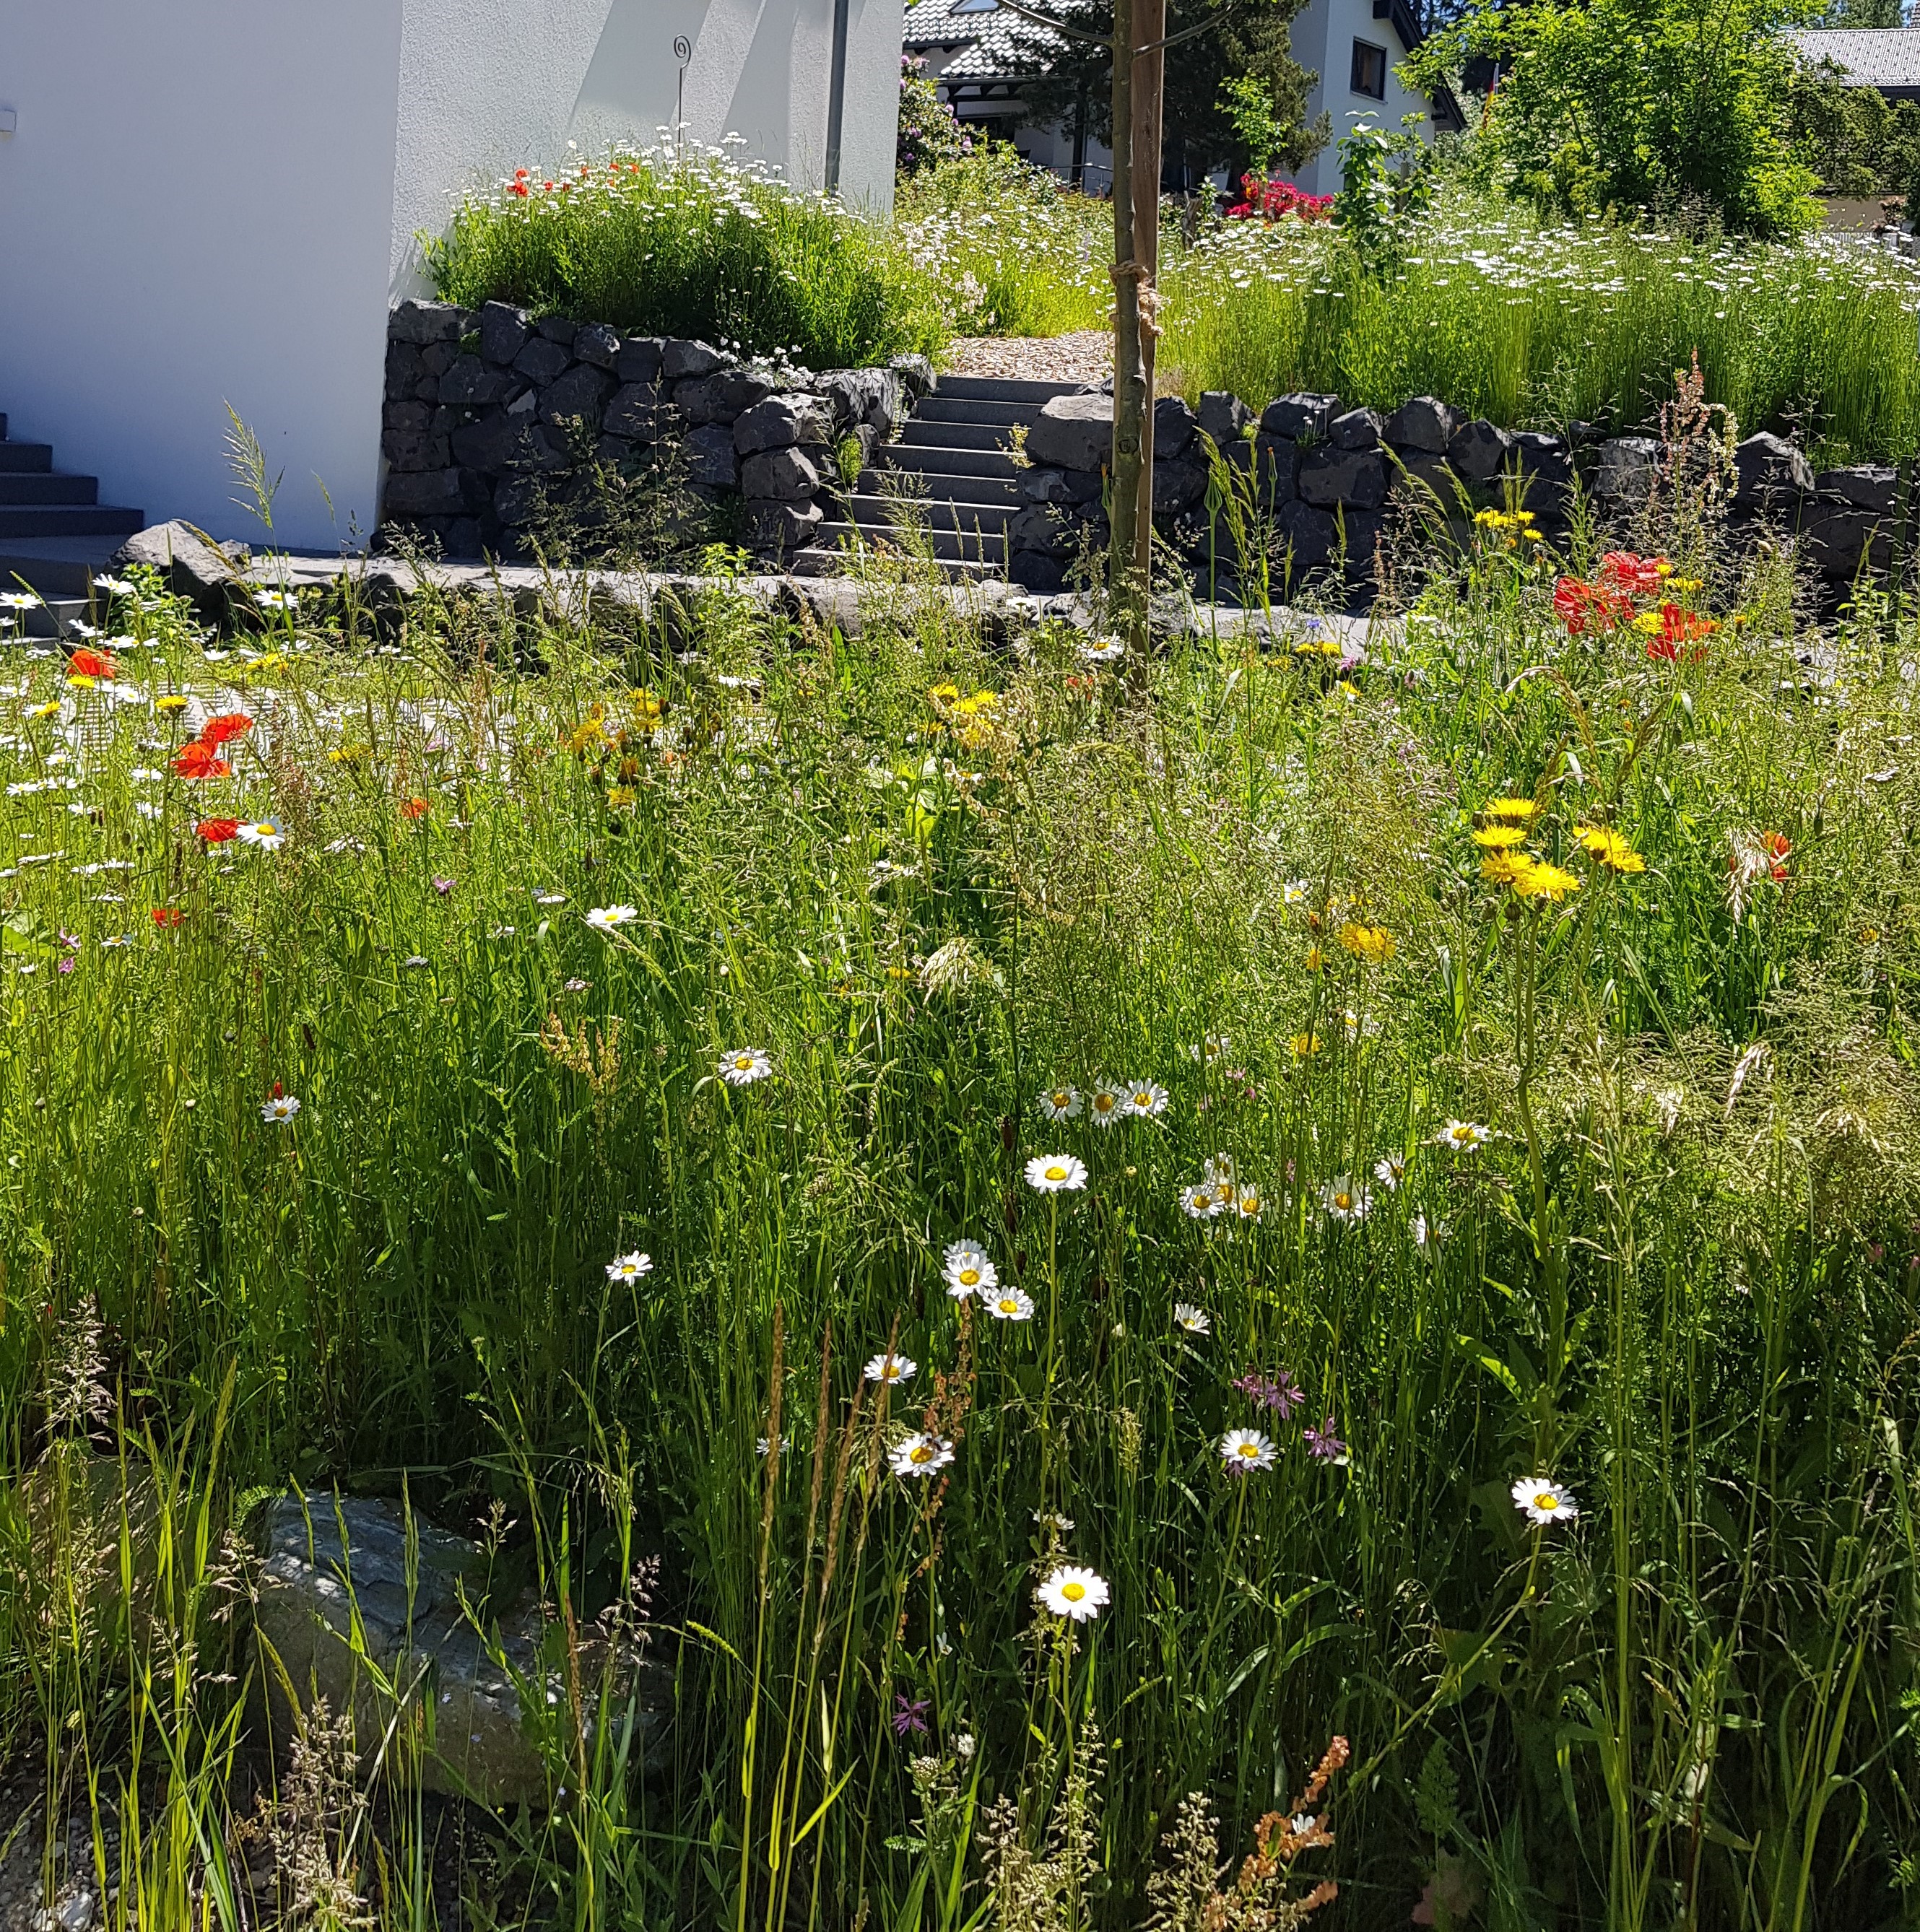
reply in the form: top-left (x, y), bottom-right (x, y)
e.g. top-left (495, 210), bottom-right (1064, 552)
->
top-left (1110, 260), bottom-right (1163, 339)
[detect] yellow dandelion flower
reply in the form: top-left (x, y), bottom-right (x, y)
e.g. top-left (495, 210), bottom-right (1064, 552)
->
top-left (1484, 798), bottom-right (1541, 822)
top-left (1339, 921), bottom-right (1394, 965)
top-left (29, 700), bottom-right (61, 721)
top-left (1573, 825), bottom-right (1646, 874)
top-left (1305, 946), bottom-right (1324, 972)
top-left (929, 683), bottom-right (960, 704)
top-left (1472, 825), bottom-right (1529, 849)
top-left (1480, 850), bottom-right (1535, 890)
top-left (1290, 1032), bottom-right (1321, 1059)
top-left (155, 695), bottom-right (188, 714)
top-left (1513, 860), bottom-right (1581, 901)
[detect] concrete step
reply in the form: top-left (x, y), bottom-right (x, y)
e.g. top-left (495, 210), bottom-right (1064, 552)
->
top-left (0, 472), bottom-right (100, 506)
top-left (876, 443), bottom-right (1020, 481)
top-left (847, 492), bottom-right (1014, 534)
top-left (0, 533), bottom-right (129, 603)
top-left (914, 396), bottom-right (1038, 429)
top-left (0, 503), bottom-right (144, 539)
top-left (900, 419), bottom-right (1017, 453)
top-left (859, 467), bottom-right (1021, 508)
top-left (789, 540), bottom-right (998, 581)
top-left (812, 518), bottom-right (1007, 565)
top-left (936, 375), bottom-right (1088, 406)
top-left (0, 442), bottom-right (56, 476)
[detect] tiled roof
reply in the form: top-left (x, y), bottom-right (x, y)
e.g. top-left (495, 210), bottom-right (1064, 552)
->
top-left (903, 0), bottom-right (1065, 77)
top-left (1789, 27), bottom-right (1920, 87)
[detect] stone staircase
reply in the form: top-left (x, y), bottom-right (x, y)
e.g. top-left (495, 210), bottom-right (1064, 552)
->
top-left (0, 412), bottom-right (144, 632)
top-left (796, 374), bottom-right (1087, 578)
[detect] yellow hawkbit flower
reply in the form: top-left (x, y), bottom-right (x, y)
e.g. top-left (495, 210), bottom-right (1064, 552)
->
top-left (1471, 825), bottom-right (1529, 849)
top-left (1339, 922), bottom-right (1394, 965)
top-left (1483, 798), bottom-right (1541, 822)
top-left (155, 695), bottom-right (188, 714)
top-left (1513, 859), bottom-right (1581, 901)
top-left (1290, 1032), bottom-right (1321, 1059)
top-left (1304, 946), bottom-right (1324, 972)
top-left (1480, 850), bottom-right (1534, 890)
top-left (1573, 825), bottom-right (1646, 874)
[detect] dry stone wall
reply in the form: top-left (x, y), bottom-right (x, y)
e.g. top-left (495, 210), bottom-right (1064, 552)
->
top-left (378, 299), bottom-right (931, 561)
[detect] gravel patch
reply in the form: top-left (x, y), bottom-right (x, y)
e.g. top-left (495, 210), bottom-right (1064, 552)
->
top-left (944, 332), bottom-right (1112, 386)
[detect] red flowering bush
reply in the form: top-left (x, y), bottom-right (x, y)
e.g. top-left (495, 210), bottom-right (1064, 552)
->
top-left (1225, 173), bottom-right (1334, 223)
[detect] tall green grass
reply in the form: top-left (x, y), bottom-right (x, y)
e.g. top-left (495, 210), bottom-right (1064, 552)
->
top-left (425, 142), bottom-right (947, 369)
top-left (4, 527), bottom-right (1920, 1928)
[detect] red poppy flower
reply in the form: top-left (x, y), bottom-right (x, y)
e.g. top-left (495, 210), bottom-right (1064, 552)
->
top-left (1763, 831), bottom-right (1790, 880)
top-left (195, 817), bottom-right (241, 845)
top-left (69, 647), bottom-right (118, 679)
top-left (1553, 576), bottom-right (1630, 637)
top-left (1645, 602), bottom-right (1717, 661)
top-left (152, 908), bottom-right (183, 928)
top-left (199, 713), bottom-right (253, 747)
top-left (172, 743), bottom-right (231, 780)
top-left (401, 796), bottom-right (429, 820)
top-left (1599, 551), bottom-right (1668, 596)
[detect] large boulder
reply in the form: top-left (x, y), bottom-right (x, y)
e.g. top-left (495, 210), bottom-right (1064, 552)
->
top-left (662, 338), bottom-right (729, 381)
top-left (617, 336), bottom-right (665, 384)
top-left (1448, 419), bottom-right (1513, 484)
top-left (744, 500), bottom-right (825, 550)
top-left (1328, 407), bottom-right (1383, 452)
top-left (1817, 465), bottom-right (1897, 515)
top-left (383, 468), bottom-right (490, 519)
top-left (439, 357), bottom-right (510, 409)
top-left (1261, 393), bottom-right (1339, 441)
top-left (1026, 393), bottom-right (1113, 472)
top-left (1277, 500), bottom-right (1338, 575)
top-left (686, 424), bottom-right (742, 489)
top-left (741, 445), bottom-right (824, 502)
top-left (1383, 396), bottom-right (1460, 454)
top-left (677, 370), bottom-right (775, 426)
top-left (511, 336), bottom-right (572, 388)
top-left (449, 412), bottom-right (539, 473)
top-left (604, 383), bottom-right (669, 444)
top-left (1198, 391), bottom-right (1254, 448)
top-left (110, 522), bottom-right (247, 617)
top-left (477, 302), bottom-right (531, 367)
top-left (1152, 458), bottom-right (1209, 514)
top-left (820, 367), bottom-right (903, 433)
top-left (256, 1495), bottom-right (562, 1806)
top-left (390, 300), bottom-right (468, 347)
top-left (735, 393), bottom-right (835, 456)
top-left (1008, 505), bottom-right (1072, 558)
top-left (1597, 436), bottom-right (1661, 506)
top-left (1298, 445), bottom-right (1389, 511)
top-left (1733, 431), bottom-right (1815, 506)
top-left (1806, 506), bottom-right (1892, 578)
top-left (573, 321), bottom-right (622, 371)
top-left (1153, 395), bottom-right (1198, 461)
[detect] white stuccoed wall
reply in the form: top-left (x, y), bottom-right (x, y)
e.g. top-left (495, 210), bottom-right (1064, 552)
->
top-left (0, 0), bottom-right (903, 552)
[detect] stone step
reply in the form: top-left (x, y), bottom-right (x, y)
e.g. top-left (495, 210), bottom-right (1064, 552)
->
top-left (899, 419), bottom-right (1017, 453)
top-left (936, 375), bottom-right (1088, 406)
top-left (0, 503), bottom-right (144, 539)
top-left (788, 541), bottom-right (998, 581)
top-left (875, 443), bottom-right (1020, 481)
top-left (858, 468), bottom-right (1021, 508)
top-left (0, 471), bottom-right (100, 507)
top-left (0, 441), bottom-right (56, 476)
top-left (847, 492), bottom-right (1014, 534)
top-left (0, 533), bottom-right (129, 603)
top-left (914, 396), bottom-right (1039, 429)
top-left (812, 518), bottom-right (1007, 565)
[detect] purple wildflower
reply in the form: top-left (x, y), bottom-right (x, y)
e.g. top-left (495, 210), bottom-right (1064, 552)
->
top-left (1304, 1417), bottom-right (1347, 1463)
top-left (892, 1694), bottom-right (930, 1738)
top-left (1233, 1370), bottom-right (1303, 1419)
top-left (432, 875), bottom-right (455, 897)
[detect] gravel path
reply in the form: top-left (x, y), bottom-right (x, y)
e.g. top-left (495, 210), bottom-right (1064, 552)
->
top-left (944, 332), bottom-right (1111, 386)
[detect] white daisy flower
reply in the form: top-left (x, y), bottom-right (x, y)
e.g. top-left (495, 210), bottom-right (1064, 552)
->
top-left (1282, 879), bottom-right (1311, 906)
top-left (985, 1287), bottom-right (1035, 1321)
top-left (236, 819), bottom-right (286, 851)
top-left (864, 1352), bottom-right (917, 1386)
top-left (1435, 1119), bottom-right (1493, 1152)
top-left (719, 1048), bottom-right (773, 1086)
top-left (943, 1242), bottom-right (997, 1298)
top-left (1038, 1565), bottom-right (1109, 1621)
top-left (261, 1094), bottom-right (301, 1124)
top-left (1180, 1183), bottom-right (1223, 1219)
top-left (1412, 1213), bottom-right (1446, 1250)
top-left (890, 1434), bottom-right (955, 1479)
top-left (1233, 1187), bottom-right (1264, 1222)
top-left (1511, 1476), bottom-right (1578, 1527)
top-left (1373, 1152), bottom-right (1408, 1190)
top-left (1036, 1083), bottom-right (1082, 1121)
top-left (1319, 1175), bottom-right (1370, 1223)
top-left (1123, 1080), bottom-right (1169, 1120)
top-left (1025, 1154), bottom-right (1088, 1193)
top-left (92, 575), bottom-right (135, 596)
top-left (1187, 1033), bottom-right (1230, 1065)
top-left (1173, 1302), bottom-right (1210, 1333)
top-left (1077, 636), bottom-right (1125, 665)
top-left (606, 1250), bottom-right (653, 1283)
top-left (1087, 1081), bottom-right (1124, 1127)
top-left (1219, 1428), bottom-right (1277, 1474)
top-left (586, 904), bottom-right (638, 931)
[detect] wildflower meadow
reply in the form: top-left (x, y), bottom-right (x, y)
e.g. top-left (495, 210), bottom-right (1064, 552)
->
top-left (4, 458), bottom-right (1920, 1931)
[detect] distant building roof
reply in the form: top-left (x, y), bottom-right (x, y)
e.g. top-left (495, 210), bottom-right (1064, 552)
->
top-left (1789, 27), bottom-right (1920, 92)
top-left (903, 0), bottom-right (1065, 82)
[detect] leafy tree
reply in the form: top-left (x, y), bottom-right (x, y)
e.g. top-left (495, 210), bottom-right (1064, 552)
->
top-left (1786, 58), bottom-right (1920, 199)
top-left (1405, 0), bottom-right (1820, 235)
top-left (1015, 0), bottom-right (1325, 188)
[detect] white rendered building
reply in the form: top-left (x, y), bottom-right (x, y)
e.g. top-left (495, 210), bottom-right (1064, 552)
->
top-left (0, 0), bottom-right (905, 554)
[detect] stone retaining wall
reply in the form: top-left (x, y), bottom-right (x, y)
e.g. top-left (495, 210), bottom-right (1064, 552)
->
top-left (378, 299), bottom-right (930, 561)
top-left (1007, 388), bottom-right (1902, 594)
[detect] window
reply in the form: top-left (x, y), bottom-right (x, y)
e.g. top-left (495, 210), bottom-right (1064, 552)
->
top-left (1350, 39), bottom-right (1387, 99)
top-left (954, 0), bottom-right (1000, 11)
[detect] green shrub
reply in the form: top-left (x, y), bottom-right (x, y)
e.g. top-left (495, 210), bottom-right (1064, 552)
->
top-left (1406, 0), bottom-right (1818, 237)
top-left (423, 143), bottom-right (947, 369)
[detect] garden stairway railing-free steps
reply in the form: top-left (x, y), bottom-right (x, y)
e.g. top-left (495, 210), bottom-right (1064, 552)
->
top-left (0, 412), bottom-right (144, 634)
top-left (795, 374), bottom-right (1085, 579)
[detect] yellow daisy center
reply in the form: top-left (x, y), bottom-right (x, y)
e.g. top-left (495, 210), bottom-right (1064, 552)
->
top-left (959, 1268), bottom-right (979, 1285)
top-left (998, 1298), bottom-right (1018, 1313)
top-left (1045, 1165), bottom-right (1067, 1182)
top-left (911, 1445), bottom-right (933, 1463)
top-left (1093, 1094), bottom-right (1113, 1112)
top-left (1061, 1582), bottom-right (1085, 1601)
top-left (1237, 1443), bottom-right (1259, 1458)
top-left (1536, 1492), bottom-right (1558, 1510)
top-left (1051, 1091), bottom-right (1070, 1108)
top-left (734, 1056), bottom-right (753, 1070)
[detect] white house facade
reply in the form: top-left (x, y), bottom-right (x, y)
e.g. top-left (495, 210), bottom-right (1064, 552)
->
top-left (1285, 0), bottom-right (1456, 197)
top-left (0, 0), bottom-right (904, 554)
